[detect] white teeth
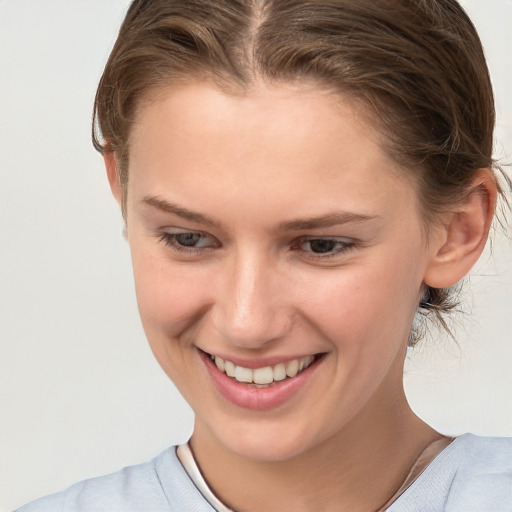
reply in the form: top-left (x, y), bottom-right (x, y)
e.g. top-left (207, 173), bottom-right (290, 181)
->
top-left (211, 354), bottom-right (317, 384)
top-left (224, 360), bottom-right (236, 377)
top-left (234, 366), bottom-right (253, 383)
top-left (273, 363), bottom-right (287, 381)
top-left (215, 356), bottom-right (225, 372)
top-left (253, 366), bottom-right (274, 385)
top-left (286, 359), bottom-right (299, 378)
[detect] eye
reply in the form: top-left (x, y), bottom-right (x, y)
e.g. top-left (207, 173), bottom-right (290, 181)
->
top-left (294, 237), bottom-right (355, 259)
top-left (157, 230), bottom-right (219, 254)
top-left (305, 239), bottom-right (340, 254)
top-left (173, 232), bottom-right (209, 247)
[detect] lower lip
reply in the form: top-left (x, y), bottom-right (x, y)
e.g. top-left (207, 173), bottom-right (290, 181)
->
top-left (200, 351), bottom-right (324, 411)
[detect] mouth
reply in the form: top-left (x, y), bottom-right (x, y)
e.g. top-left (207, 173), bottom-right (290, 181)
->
top-left (208, 353), bottom-right (319, 388)
top-left (200, 350), bottom-right (325, 410)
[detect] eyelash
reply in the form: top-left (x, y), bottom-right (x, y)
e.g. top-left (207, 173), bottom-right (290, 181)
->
top-left (292, 237), bottom-right (356, 259)
top-left (157, 231), bottom-right (219, 255)
top-left (156, 231), bottom-right (356, 259)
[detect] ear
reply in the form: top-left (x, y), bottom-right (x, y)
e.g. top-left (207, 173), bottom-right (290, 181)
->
top-left (423, 169), bottom-right (497, 289)
top-left (103, 152), bottom-right (123, 205)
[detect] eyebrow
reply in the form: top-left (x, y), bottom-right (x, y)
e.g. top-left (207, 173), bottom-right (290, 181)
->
top-left (278, 212), bottom-right (380, 231)
top-left (142, 196), bottom-right (220, 227)
top-left (142, 195), bottom-right (379, 230)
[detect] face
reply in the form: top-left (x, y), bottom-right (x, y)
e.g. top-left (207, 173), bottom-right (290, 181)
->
top-left (123, 82), bottom-right (436, 462)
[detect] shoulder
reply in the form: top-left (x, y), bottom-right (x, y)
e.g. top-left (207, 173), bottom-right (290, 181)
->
top-left (389, 434), bottom-right (512, 512)
top-left (13, 446), bottom-right (212, 512)
top-left (445, 434), bottom-right (512, 510)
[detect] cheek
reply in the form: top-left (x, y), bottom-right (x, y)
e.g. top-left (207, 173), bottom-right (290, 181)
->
top-left (130, 245), bottom-right (211, 341)
top-left (300, 252), bottom-right (424, 354)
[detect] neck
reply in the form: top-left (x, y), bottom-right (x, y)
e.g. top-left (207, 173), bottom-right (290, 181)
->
top-left (190, 384), bottom-right (441, 512)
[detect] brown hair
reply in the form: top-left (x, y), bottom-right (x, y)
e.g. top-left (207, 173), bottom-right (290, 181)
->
top-left (93, 0), bottom-right (509, 342)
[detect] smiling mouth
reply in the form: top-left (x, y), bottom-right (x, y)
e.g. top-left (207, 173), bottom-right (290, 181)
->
top-left (206, 353), bottom-right (321, 388)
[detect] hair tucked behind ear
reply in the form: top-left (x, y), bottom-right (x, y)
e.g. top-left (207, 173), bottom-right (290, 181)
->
top-left (92, 0), bottom-right (510, 345)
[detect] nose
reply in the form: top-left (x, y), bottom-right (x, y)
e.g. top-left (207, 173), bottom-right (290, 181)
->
top-left (210, 249), bottom-right (294, 350)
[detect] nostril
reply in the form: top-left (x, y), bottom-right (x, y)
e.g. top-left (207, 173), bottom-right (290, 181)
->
top-left (210, 302), bottom-right (293, 349)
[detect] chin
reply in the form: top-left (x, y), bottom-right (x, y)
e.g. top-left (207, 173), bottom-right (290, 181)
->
top-left (227, 437), bottom-right (307, 463)
top-left (205, 416), bottom-right (326, 463)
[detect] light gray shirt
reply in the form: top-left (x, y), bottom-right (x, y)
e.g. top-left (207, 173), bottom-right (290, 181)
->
top-left (14, 434), bottom-right (512, 512)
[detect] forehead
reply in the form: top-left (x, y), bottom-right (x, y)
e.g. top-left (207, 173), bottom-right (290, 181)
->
top-left (127, 81), bottom-right (421, 226)
top-left (131, 81), bottom-right (393, 173)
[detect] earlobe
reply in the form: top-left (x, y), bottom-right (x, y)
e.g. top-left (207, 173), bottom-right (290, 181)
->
top-left (424, 169), bottom-right (497, 289)
top-left (104, 152), bottom-right (123, 205)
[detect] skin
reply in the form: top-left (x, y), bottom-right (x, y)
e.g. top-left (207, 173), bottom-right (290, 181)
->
top-left (105, 81), bottom-right (495, 511)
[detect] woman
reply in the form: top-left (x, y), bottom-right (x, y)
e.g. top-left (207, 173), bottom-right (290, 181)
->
top-left (15, 0), bottom-right (511, 510)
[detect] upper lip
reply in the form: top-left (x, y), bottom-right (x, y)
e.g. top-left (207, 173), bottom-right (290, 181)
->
top-left (199, 348), bottom-right (323, 369)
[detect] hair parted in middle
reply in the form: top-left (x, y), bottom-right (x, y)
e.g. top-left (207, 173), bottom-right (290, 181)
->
top-left (93, 0), bottom-right (506, 340)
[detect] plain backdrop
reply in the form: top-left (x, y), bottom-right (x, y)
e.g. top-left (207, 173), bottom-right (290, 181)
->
top-left (0, 1), bottom-right (511, 510)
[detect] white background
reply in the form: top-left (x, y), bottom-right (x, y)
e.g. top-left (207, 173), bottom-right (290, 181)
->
top-left (0, 1), bottom-right (511, 510)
